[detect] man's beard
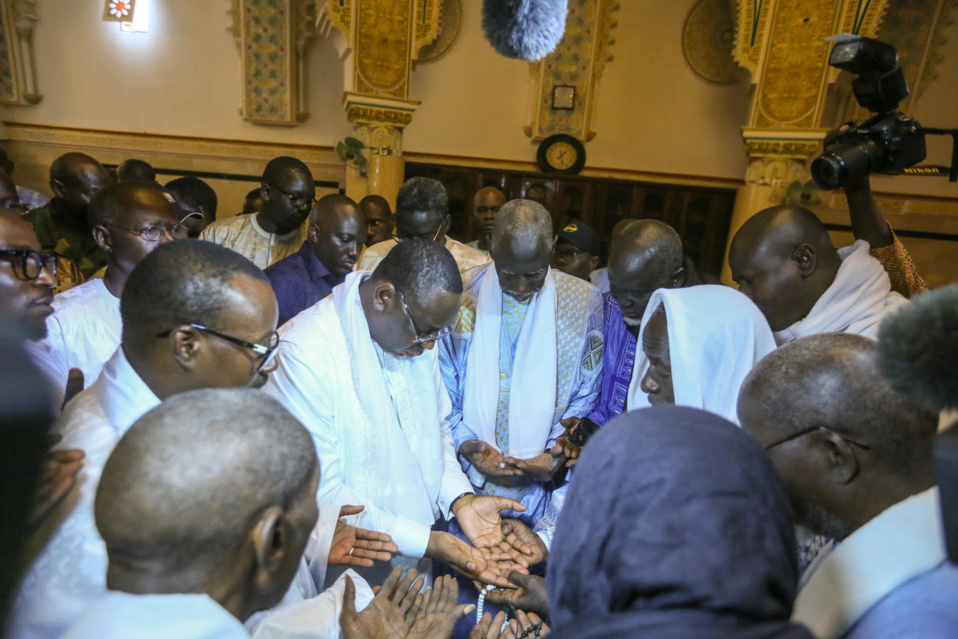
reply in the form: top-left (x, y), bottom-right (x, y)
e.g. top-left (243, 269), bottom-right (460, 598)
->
top-left (621, 316), bottom-right (642, 328)
top-left (798, 500), bottom-right (852, 541)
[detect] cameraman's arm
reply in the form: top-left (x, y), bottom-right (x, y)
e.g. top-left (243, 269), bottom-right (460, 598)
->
top-left (843, 176), bottom-right (927, 297)
top-left (843, 176), bottom-right (893, 248)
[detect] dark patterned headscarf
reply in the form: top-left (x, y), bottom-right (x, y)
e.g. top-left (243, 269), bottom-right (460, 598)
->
top-left (547, 405), bottom-right (813, 639)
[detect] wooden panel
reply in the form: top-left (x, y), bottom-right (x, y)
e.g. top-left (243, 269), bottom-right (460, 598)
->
top-left (404, 162), bottom-right (736, 275)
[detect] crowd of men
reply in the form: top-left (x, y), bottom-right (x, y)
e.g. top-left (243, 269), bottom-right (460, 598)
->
top-left (0, 149), bottom-right (956, 639)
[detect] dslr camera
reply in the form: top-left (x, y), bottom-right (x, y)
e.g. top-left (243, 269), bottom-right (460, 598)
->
top-left (811, 37), bottom-right (926, 190)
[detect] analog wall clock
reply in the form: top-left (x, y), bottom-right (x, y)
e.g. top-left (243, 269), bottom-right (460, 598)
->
top-left (536, 134), bottom-right (586, 175)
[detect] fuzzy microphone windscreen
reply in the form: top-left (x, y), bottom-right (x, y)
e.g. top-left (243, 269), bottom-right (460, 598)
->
top-left (482, 0), bottom-right (568, 61)
top-left (877, 284), bottom-right (958, 413)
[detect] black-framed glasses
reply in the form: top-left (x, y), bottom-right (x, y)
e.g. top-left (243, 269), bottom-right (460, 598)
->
top-left (764, 426), bottom-right (872, 451)
top-left (0, 249), bottom-right (57, 280)
top-left (268, 184), bottom-right (316, 209)
top-left (157, 323), bottom-right (280, 371)
top-left (108, 223), bottom-right (189, 243)
top-left (395, 288), bottom-right (452, 346)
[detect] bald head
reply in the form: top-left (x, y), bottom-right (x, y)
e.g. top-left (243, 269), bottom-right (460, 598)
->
top-left (609, 218), bottom-right (637, 244)
top-left (729, 206), bottom-right (842, 331)
top-left (607, 220), bottom-right (685, 325)
top-left (739, 333), bottom-right (938, 539)
top-left (116, 159), bottom-right (156, 183)
top-left (490, 199), bottom-right (552, 302)
top-left (308, 193), bottom-right (365, 276)
top-left (96, 388), bottom-right (318, 619)
top-left (49, 152), bottom-right (112, 216)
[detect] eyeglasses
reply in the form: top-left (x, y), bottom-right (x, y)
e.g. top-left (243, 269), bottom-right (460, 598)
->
top-left (0, 249), bottom-right (57, 280)
top-left (393, 220), bottom-right (444, 243)
top-left (157, 324), bottom-right (280, 371)
top-left (395, 287), bottom-right (452, 346)
top-left (763, 425), bottom-right (872, 451)
top-left (268, 185), bottom-right (316, 209)
top-left (108, 223), bottom-right (189, 243)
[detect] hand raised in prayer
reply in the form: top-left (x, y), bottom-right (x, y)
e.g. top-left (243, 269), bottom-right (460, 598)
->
top-left (29, 435), bottom-right (85, 528)
top-left (502, 609), bottom-right (550, 638)
top-left (340, 567), bottom-right (420, 639)
top-left (484, 572), bottom-right (550, 619)
top-left (427, 531), bottom-right (516, 588)
top-left (513, 453), bottom-right (564, 483)
top-left (497, 519), bottom-right (549, 567)
top-left (460, 440), bottom-right (525, 479)
top-left (452, 494), bottom-right (527, 548)
top-left (469, 611), bottom-right (508, 639)
top-left (406, 574), bottom-right (476, 639)
top-left (329, 505), bottom-right (400, 568)
top-left (551, 417), bottom-right (584, 468)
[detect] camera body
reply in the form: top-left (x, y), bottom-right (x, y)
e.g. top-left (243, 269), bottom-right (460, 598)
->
top-left (811, 37), bottom-right (927, 190)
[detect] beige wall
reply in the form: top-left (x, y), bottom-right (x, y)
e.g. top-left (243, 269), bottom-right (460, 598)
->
top-left (1, 0), bottom-right (955, 249)
top-left (2, 0), bottom-right (754, 189)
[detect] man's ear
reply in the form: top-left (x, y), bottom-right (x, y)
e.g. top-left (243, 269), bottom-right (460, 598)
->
top-left (588, 254), bottom-right (600, 271)
top-left (794, 244), bottom-right (817, 278)
top-left (306, 222), bottom-right (321, 244)
top-left (260, 184), bottom-right (270, 202)
top-left (819, 431), bottom-right (859, 485)
top-left (50, 178), bottom-right (65, 199)
top-left (372, 282), bottom-right (397, 313)
top-left (169, 326), bottom-right (201, 372)
top-left (667, 265), bottom-right (686, 289)
top-left (251, 506), bottom-right (289, 580)
top-left (92, 225), bottom-right (113, 254)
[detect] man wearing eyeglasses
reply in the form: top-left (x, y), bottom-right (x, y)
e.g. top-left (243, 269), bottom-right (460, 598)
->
top-left (738, 334), bottom-right (957, 638)
top-left (439, 200), bottom-right (604, 526)
top-left (266, 238), bottom-right (525, 592)
top-left (26, 181), bottom-right (185, 409)
top-left (200, 156), bottom-right (315, 269)
top-left (10, 240), bottom-right (279, 638)
top-left (23, 153), bottom-right (113, 281)
top-left (356, 177), bottom-right (491, 274)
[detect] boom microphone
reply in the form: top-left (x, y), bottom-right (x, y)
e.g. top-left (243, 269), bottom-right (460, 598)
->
top-left (482, 0), bottom-right (568, 61)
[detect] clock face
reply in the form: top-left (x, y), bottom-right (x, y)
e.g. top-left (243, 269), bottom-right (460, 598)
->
top-left (537, 134), bottom-right (586, 175)
top-left (546, 141), bottom-right (578, 170)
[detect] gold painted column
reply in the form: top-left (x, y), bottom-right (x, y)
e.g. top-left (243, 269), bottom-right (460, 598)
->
top-left (319, 0), bottom-right (442, 207)
top-left (343, 94), bottom-right (418, 206)
top-left (721, 0), bottom-right (891, 283)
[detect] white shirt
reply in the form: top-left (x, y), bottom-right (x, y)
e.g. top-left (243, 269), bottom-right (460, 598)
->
top-left (774, 240), bottom-right (907, 345)
top-left (357, 236), bottom-right (491, 274)
top-left (589, 267), bottom-right (610, 295)
top-left (62, 592), bottom-right (249, 639)
top-left (200, 214), bottom-right (307, 270)
top-left (793, 487), bottom-right (948, 638)
top-left (26, 277), bottom-right (121, 409)
top-left (11, 347), bottom-right (350, 639)
top-left (264, 272), bottom-right (474, 584)
top-left (10, 348), bottom-right (161, 639)
top-left (18, 186), bottom-right (50, 211)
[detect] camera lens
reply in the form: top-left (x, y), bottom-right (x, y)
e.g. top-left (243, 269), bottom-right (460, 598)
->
top-left (811, 137), bottom-right (882, 190)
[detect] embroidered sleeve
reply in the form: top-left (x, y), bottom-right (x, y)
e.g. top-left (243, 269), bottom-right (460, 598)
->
top-left (870, 232), bottom-right (927, 298)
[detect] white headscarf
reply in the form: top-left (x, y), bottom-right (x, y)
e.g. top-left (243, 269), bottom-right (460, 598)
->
top-left (626, 285), bottom-right (777, 424)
